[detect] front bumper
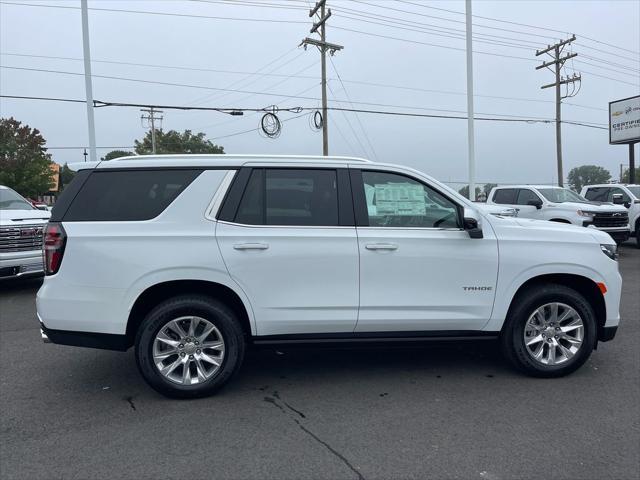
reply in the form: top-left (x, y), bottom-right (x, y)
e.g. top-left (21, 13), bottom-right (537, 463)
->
top-left (583, 224), bottom-right (631, 242)
top-left (0, 250), bottom-right (43, 278)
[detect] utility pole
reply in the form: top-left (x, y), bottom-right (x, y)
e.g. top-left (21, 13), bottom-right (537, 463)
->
top-left (465, 0), bottom-right (476, 201)
top-left (536, 35), bottom-right (580, 187)
top-left (300, 0), bottom-right (343, 156)
top-left (80, 0), bottom-right (97, 163)
top-left (140, 107), bottom-right (163, 154)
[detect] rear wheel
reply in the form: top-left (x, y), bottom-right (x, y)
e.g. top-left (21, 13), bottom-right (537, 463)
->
top-left (135, 295), bottom-right (245, 398)
top-left (500, 284), bottom-right (597, 377)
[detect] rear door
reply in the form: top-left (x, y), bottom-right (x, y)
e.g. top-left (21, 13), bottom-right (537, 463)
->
top-left (216, 166), bottom-right (359, 336)
top-left (351, 168), bottom-right (499, 332)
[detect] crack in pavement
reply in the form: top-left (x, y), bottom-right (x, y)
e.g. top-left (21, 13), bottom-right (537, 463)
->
top-left (124, 396), bottom-right (137, 411)
top-left (263, 393), bottom-right (364, 480)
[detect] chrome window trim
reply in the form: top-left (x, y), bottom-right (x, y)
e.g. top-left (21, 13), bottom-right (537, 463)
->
top-left (205, 170), bottom-right (237, 221)
top-left (217, 220), bottom-right (354, 230)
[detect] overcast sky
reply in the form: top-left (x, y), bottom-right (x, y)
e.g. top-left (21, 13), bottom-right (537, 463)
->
top-left (1, 0), bottom-right (639, 187)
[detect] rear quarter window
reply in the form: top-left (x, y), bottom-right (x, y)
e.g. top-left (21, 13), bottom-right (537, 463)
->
top-left (63, 169), bottom-right (202, 221)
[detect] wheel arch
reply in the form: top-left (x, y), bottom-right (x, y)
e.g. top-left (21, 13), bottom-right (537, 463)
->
top-left (503, 273), bottom-right (606, 341)
top-left (125, 280), bottom-right (254, 348)
top-left (549, 218), bottom-right (572, 224)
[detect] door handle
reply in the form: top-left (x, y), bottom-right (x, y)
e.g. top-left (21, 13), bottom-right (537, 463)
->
top-left (233, 243), bottom-right (269, 250)
top-left (365, 243), bottom-right (398, 251)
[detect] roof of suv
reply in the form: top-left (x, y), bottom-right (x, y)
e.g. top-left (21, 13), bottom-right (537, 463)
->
top-left (582, 184), bottom-right (639, 188)
top-left (492, 185), bottom-right (565, 190)
top-left (73, 154), bottom-right (373, 171)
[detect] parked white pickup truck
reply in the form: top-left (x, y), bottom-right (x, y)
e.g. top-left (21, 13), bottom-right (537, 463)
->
top-left (581, 184), bottom-right (640, 248)
top-left (487, 185), bottom-right (630, 243)
top-left (0, 185), bottom-right (50, 279)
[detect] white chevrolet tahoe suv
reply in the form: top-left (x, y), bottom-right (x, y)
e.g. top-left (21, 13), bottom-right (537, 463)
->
top-left (37, 155), bottom-right (622, 398)
top-left (581, 184), bottom-right (640, 248)
top-left (487, 185), bottom-right (630, 244)
top-left (1, 185), bottom-right (50, 279)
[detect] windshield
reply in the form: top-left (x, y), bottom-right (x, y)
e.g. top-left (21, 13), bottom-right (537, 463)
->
top-left (0, 187), bottom-right (34, 210)
top-left (627, 186), bottom-right (640, 199)
top-left (537, 188), bottom-right (587, 203)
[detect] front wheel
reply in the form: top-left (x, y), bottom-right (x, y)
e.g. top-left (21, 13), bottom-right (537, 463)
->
top-left (135, 295), bottom-right (245, 398)
top-left (500, 284), bottom-right (597, 377)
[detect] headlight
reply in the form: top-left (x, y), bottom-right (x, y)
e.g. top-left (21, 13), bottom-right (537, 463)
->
top-left (600, 244), bottom-right (618, 261)
top-left (577, 210), bottom-right (595, 217)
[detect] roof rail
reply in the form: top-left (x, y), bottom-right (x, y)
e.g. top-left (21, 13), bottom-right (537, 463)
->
top-left (110, 154), bottom-right (372, 163)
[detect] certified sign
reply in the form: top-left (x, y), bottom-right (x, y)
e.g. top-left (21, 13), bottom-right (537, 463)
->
top-left (609, 95), bottom-right (640, 144)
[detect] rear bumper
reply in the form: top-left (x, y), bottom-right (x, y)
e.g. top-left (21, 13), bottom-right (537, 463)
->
top-left (39, 321), bottom-right (128, 351)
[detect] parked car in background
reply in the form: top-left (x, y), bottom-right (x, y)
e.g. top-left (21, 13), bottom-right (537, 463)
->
top-left (0, 185), bottom-right (50, 279)
top-left (28, 199), bottom-right (51, 211)
top-left (487, 185), bottom-right (630, 244)
top-left (581, 184), bottom-right (640, 248)
top-left (37, 155), bottom-right (621, 398)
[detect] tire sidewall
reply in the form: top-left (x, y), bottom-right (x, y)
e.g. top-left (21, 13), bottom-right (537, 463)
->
top-left (503, 285), bottom-right (597, 377)
top-left (135, 296), bottom-right (245, 398)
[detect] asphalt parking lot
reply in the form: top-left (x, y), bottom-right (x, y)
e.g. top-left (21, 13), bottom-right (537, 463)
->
top-left (1, 244), bottom-right (638, 480)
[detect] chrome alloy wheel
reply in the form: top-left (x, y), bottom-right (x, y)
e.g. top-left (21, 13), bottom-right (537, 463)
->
top-left (523, 303), bottom-right (584, 366)
top-left (152, 316), bottom-right (225, 385)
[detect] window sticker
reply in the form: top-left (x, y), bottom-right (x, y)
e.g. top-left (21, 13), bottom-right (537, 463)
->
top-left (373, 183), bottom-right (426, 216)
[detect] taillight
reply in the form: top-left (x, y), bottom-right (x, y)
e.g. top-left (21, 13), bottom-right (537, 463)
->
top-left (43, 222), bottom-right (67, 275)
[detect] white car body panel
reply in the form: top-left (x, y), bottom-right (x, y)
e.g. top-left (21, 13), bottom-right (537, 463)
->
top-left (36, 155), bottom-right (622, 345)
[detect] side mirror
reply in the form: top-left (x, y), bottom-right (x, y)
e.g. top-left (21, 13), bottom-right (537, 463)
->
top-left (463, 208), bottom-right (483, 239)
top-left (527, 199), bottom-right (543, 209)
top-left (611, 193), bottom-right (624, 205)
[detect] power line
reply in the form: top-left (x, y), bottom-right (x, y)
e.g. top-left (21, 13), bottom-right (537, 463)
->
top-left (0, 1), bottom-right (307, 24)
top-left (331, 26), bottom-right (539, 62)
top-left (395, 0), bottom-right (639, 56)
top-left (329, 56), bottom-right (379, 161)
top-left (0, 51), bottom-right (608, 110)
top-left (0, 94), bottom-right (607, 128)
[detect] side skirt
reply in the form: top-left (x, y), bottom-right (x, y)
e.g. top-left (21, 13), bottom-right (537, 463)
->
top-left (252, 330), bottom-right (499, 346)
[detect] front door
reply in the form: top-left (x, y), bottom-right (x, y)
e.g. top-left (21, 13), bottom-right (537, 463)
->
top-left (216, 167), bottom-right (359, 336)
top-left (351, 169), bottom-right (499, 333)
top-left (514, 188), bottom-right (545, 220)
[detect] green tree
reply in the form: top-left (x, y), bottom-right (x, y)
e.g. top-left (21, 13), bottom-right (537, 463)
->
top-left (567, 165), bottom-right (611, 192)
top-left (102, 150), bottom-right (134, 161)
top-left (0, 117), bottom-right (53, 197)
top-left (59, 163), bottom-right (76, 190)
top-left (134, 129), bottom-right (224, 155)
top-left (458, 185), bottom-right (481, 200)
top-left (621, 167), bottom-right (640, 184)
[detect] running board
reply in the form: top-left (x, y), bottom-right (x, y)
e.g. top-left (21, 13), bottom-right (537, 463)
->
top-left (252, 330), bottom-right (499, 345)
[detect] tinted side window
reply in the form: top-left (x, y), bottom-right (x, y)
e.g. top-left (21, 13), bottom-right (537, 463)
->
top-left (584, 187), bottom-right (608, 201)
top-left (493, 189), bottom-right (517, 204)
top-left (64, 169), bottom-right (202, 221)
top-left (516, 189), bottom-right (541, 205)
top-left (234, 169), bottom-right (339, 226)
top-left (235, 169), bottom-right (264, 225)
top-left (361, 171), bottom-right (460, 228)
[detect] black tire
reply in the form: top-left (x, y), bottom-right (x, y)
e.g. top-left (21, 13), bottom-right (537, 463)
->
top-left (135, 295), bottom-right (245, 399)
top-left (500, 284), bottom-right (597, 378)
top-left (636, 222), bottom-right (640, 249)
